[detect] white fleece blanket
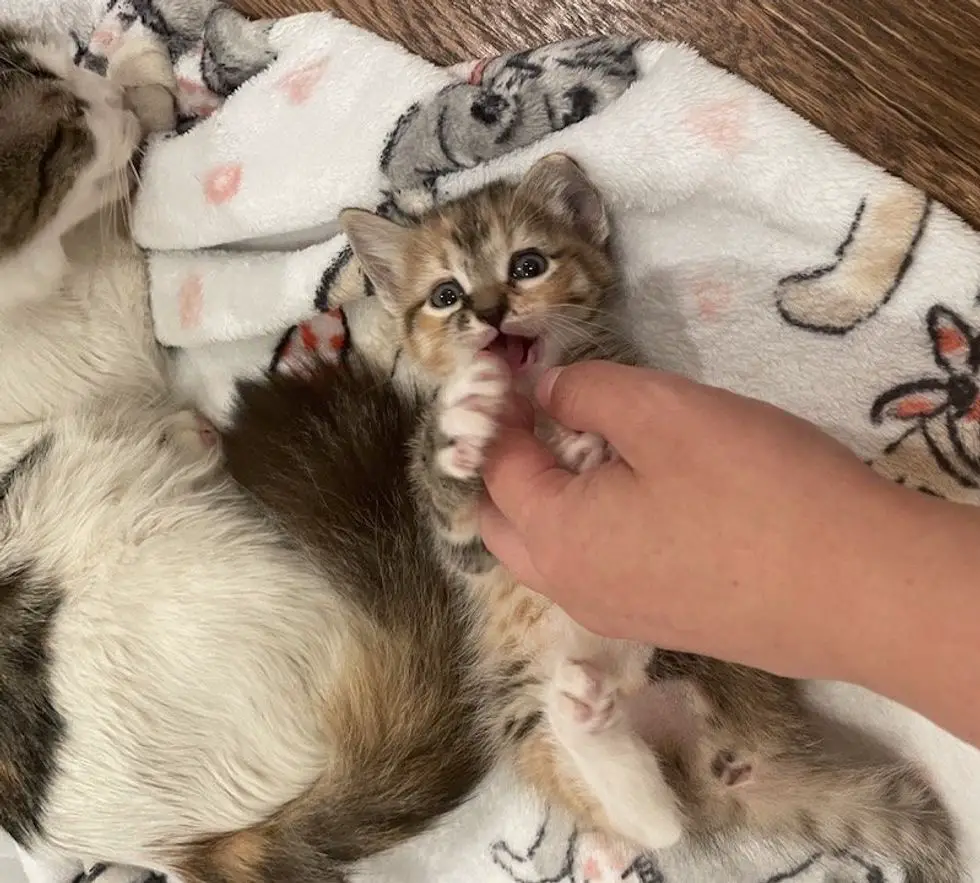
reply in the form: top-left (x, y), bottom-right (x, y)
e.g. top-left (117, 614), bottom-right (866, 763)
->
top-left (6, 3), bottom-right (980, 883)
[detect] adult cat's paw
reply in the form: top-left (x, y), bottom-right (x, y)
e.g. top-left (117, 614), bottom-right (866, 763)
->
top-left (437, 353), bottom-right (511, 480)
top-left (547, 421), bottom-right (616, 473)
top-left (554, 428), bottom-right (608, 473)
top-left (107, 34), bottom-right (178, 133)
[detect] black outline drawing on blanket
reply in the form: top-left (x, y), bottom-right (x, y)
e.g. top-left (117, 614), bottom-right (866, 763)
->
top-left (490, 808), bottom-right (662, 883)
top-left (378, 37), bottom-right (639, 212)
top-left (313, 244), bottom-right (376, 312)
top-left (869, 304), bottom-right (980, 503)
top-left (489, 810), bottom-right (888, 883)
top-left (776, 183), bottom-right (931, 335)
top-left (73, 864), bottom-right (167, 883)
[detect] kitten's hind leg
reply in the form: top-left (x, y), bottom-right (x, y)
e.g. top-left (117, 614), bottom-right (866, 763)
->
top-left (548, 655), bottom-right (684, 851)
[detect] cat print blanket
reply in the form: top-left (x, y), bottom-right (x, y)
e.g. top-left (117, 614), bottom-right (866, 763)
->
top-left (4, 2), bottom-right (980, 883)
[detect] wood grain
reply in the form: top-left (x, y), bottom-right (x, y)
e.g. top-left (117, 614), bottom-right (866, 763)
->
top-left (230, 0), bottom-right (980, 229)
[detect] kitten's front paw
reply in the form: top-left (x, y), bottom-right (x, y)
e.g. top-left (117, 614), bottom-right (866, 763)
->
top-left (553, 660), bottom-right (620, 734)
top-left (550, 423), bottom-right (614, 473)
top-left (437, 353), bottom-right (511, 480)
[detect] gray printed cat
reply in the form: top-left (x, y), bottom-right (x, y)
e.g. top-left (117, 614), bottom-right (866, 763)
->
top-left (380, 37), bottom-right (638, 212)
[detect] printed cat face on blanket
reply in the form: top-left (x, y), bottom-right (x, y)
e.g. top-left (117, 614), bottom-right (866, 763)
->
top-left (341, 153), bottom-right (621, 383)
top-left (380, 37), bottom-right (638, 212)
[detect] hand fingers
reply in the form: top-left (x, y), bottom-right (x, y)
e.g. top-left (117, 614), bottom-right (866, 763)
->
top-left (482, 424), bottom-right (573, 536)
top-left (497, 390), bottom-right (536, 431)
top-left (536, 361), bottom-right (665, 468)
top-left (477, 497), bottom-right (552, 592)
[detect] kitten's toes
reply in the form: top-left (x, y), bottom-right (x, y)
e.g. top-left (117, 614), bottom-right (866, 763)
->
top-left (710, 749), bottom-right (753, 787)
top-left (437, 353), bottom-right (511, 480)
top-left (553, 660), bottom-right (618, 733)
top-left (554, 428), bottom-right (609, 474)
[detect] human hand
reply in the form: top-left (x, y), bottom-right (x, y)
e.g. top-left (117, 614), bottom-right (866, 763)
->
top-left (478, 361), bottom-right (915, 682)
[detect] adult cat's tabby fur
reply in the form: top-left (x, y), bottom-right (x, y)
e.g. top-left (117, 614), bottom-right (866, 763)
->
top-left (0, 27), bottom-right (495, 883)
top-left (273, 153), bottom-right (959, 879)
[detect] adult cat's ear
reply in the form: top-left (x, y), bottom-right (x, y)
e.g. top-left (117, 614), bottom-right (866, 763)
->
top-left (516, 153), bottom-right (609, 248)
top-left (340, 208), bottom-right (413, 311)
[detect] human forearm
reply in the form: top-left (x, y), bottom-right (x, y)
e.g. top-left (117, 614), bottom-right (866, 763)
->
top-left (828, 484), bottom-right (980, 746)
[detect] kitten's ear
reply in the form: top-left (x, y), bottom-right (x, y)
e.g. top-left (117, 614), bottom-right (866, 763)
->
top-left (517, 153), bottom-right (609, 248)
top-left (340, 208), bottom-right (413, 310)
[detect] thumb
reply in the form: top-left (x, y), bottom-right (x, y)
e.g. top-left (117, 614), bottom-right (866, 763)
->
top-left (482, 424), bottom-right (574, 535)
top-left (537, 361), bottom-right (661, 467)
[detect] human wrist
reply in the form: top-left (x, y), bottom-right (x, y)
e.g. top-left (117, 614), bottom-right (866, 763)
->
top-left (822, 480), bottom-right (980, 734)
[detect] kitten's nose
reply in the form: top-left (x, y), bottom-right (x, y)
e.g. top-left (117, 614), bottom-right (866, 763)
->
top-left (476, 305), bottom-right (506, 328)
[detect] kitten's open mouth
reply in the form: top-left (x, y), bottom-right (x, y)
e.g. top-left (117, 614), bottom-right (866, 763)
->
top-left (484, 334), bottom-right (540, 373)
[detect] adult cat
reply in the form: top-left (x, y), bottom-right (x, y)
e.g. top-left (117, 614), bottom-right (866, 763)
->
top-left (0, 27), bottom-right (493, 883)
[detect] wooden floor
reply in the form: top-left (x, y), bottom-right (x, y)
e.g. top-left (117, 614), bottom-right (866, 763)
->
top-left (232, 0), bottom-right (980, 230)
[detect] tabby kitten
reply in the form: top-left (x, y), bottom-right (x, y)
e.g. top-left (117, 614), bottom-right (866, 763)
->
top-left (294, 153), bottom-right (958, 879)
top-left (0, 28), bottom-right (493, 883)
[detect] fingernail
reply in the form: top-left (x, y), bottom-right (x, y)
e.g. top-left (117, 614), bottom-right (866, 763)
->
top-left (536, 366), bottom-right (564, 407)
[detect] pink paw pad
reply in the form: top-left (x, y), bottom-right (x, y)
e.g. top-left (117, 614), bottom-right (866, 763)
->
top-left (557, 661), bottom-right (617, 733)
top-left (451, 440), bottom-right (483, 473)
top-left (195, 414), bottom-right (219, 449)
top-left (277, 59), bottom-right (328, 105)
top-left (203, 162), bottom-right (243, 205)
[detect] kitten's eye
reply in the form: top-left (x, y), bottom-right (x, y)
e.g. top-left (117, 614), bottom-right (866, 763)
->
top-left (429, 281), bottom-right (463, 310)
top-left (509, 250), bottom-right (548, 281)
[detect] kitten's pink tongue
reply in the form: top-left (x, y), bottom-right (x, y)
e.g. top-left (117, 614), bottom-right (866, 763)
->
top-left (488, 335), bottom-right (528, 372)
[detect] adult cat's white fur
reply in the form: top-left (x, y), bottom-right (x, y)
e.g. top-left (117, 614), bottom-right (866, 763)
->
top-left (0, 32), bottom-right (364, 874)
top-left (1, 33), bottom-right (499, 883)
